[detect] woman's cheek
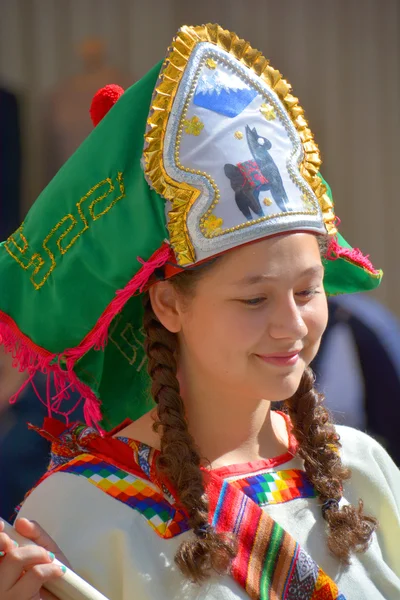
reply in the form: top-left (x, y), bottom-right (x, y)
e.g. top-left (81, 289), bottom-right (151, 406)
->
top-left (302, 301), bottom-right (328, 346)
top-left (232, 304), bottom-right (266, 332)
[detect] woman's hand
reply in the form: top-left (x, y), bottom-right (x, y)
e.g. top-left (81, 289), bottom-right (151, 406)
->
top-left (0, 517), bottom-right (70, 599)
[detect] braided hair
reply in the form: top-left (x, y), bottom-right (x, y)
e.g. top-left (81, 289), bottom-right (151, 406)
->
top-left (143, 291), bottom-right (236, 583)
top-left (286, 367), bottom-right (377, 561)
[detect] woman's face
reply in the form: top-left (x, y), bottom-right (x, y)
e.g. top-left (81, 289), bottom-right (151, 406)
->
top-left (164, 233), bottom-right (328, 402)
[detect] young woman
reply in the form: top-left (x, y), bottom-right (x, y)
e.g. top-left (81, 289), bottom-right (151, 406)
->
top-left (0, 24), bottom-right (398, 600)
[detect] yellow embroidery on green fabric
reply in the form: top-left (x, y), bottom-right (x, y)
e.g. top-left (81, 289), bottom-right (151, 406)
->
top-left (183, 116), bottom-right (204, 136)
top-left (4, 173), bottom-right (126, 290)
top-left (89, 172), bottom-right (125, 221)
top-left (110, 314), bottom-right (147, 370)
top-left (56, 215), bottom-right (79, 255)
top-left (4, 226), bottom-right (45, 289)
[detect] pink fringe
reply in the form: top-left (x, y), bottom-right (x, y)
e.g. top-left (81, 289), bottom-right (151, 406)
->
top-left (0, 242), bottom-right (173, 428)
top-left (65, 242), bottom-right (172, 363)
top-left (0, 321), bottom-right (103, 429)
top-left (326, 236), bottom-right (379, 275)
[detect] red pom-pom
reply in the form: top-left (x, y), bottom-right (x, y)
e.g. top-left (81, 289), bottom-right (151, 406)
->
top-left (90, 84), bottom-right (125, 127)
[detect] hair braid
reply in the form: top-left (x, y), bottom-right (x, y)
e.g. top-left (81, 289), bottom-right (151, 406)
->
top-left (142, 293), bottom-right (236, 583)
top-left (285, 367), bottom-right (377, 562)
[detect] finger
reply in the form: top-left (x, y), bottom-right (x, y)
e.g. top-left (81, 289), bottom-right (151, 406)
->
top-left (0, 544), bottom-right (53, 591)
top-left (15, 518), bottom-right (61, 552)
top-left (10, 561), bottom-right (65, 599)
top-left (0, 531), bottom-right (18, 555)
top-left (14, 518), bottom-right (71, 567)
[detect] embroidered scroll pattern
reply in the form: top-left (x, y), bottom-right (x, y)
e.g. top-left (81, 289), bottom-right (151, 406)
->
top-left (4, 173), bottom-right (125, 290)
top-left (109, 314), bottom-right (147, 370)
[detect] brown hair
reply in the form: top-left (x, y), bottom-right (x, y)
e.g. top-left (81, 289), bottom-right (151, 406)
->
top-left (143, 286), bottom-right (236, 584)
top-left (142, 237), bottom-right (377, 582)
top-left (285, 368), bottom-right (377, 561)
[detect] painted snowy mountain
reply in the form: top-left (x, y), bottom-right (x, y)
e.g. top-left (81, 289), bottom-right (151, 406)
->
top-left (193, 67), bottom-right (257, 118)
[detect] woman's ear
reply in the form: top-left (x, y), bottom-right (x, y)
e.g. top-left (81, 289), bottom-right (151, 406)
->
top-left (149, 281), bottom-right (182, 333)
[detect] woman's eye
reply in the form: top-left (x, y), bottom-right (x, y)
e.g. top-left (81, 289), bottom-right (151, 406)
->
top-left (240, 297), bottom-right (266, 306)
top-left (296, 288), bottom-right (320, 299)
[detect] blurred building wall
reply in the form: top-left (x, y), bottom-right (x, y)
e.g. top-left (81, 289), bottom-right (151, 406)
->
top-left (0, 0), bottom-right (398, 314)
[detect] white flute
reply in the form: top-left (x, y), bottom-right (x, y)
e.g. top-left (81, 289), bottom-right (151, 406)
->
top-left (2, 520), bottom-right (110, 600)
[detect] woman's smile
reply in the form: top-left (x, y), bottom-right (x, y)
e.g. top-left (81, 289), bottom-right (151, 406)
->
top-left (254, 350), bottom-right (301, 367)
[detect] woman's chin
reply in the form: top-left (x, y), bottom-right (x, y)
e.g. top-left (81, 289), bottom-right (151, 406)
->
top-left (254, 371), bottom-right (304, 402)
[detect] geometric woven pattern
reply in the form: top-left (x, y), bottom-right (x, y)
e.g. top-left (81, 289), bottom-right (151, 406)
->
top-left (57, 453), bottom-right (189, 539)
top-left (208, 472), bottom-right (346, 600)
top-left (230, 469), bottom-right (316, 507)
top-left (283, 546), bottom-right (345, 599)
top-left (314, 568), bottom-right (346, 600)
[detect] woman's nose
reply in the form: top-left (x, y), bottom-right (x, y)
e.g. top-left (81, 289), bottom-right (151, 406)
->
top-left (268, 298), bottom-right (308, 340)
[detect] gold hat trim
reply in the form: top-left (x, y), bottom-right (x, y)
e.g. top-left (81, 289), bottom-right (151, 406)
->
top-left (143, 23), bottom-right (336, 266)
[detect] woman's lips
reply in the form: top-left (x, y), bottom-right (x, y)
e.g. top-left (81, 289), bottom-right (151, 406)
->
top-left (255, 352), bottom-right (300, 367)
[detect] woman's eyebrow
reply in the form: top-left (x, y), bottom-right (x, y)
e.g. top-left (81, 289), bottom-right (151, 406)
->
top-left (233, 265), bottom-right (324, 286)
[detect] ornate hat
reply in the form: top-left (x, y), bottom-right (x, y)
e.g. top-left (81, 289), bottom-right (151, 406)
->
top-left (0, 25), bottom-right (382, 430)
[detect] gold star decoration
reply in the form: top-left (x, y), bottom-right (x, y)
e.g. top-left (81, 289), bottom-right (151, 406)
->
top-left (260, 103), bottom-right (276, 121)
top-left (263, 197), bottom-right (272, 206)
top-left (234, 130), bottom-right (243, 140)
top-left (202, 214), bottom-right (224, 235)
top-left (205, 58), bottom-right (217, 70)
top-left (183, 115), bottom-right (204, 136)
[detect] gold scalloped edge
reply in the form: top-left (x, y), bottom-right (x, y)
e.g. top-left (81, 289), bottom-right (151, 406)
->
top-left (143, 23), bottom-right (337, 265)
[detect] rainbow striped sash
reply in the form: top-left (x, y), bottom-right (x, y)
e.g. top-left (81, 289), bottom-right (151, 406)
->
top-left (207, 472), bottom-right (346, 600)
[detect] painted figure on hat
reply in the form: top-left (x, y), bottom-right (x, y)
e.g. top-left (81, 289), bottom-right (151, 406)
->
top-left (225, 125), bottom-right (289, 219)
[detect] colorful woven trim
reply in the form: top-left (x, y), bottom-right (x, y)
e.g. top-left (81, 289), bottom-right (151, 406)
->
top-left (25, 418), bottom-right (346, 599)
top-left (47, 424), bottom-right (100, 471)
top-left (207, 473), bottom-right (346, 600)
top-left (56, 453), bottom-right (188, 539)
top-left (229, 468), bottom-right (316, 507)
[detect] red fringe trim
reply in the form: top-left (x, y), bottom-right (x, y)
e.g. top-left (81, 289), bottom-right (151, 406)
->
top-left (0, 321), bottom-right (104, 429)
top-left (326, 236), bottom-right (379, 275)
top-left (66, 242), bottom-right (172, 360)
top-left (0, 242), bottom-right (173, 428)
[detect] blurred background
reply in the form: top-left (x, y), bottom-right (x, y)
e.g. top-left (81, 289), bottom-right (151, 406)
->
top-left (0, 0), bottom-right (399, 516)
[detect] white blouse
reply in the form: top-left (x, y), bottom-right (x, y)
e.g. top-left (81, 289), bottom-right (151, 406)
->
top-left (18, 426), bottom-right (400, 599)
